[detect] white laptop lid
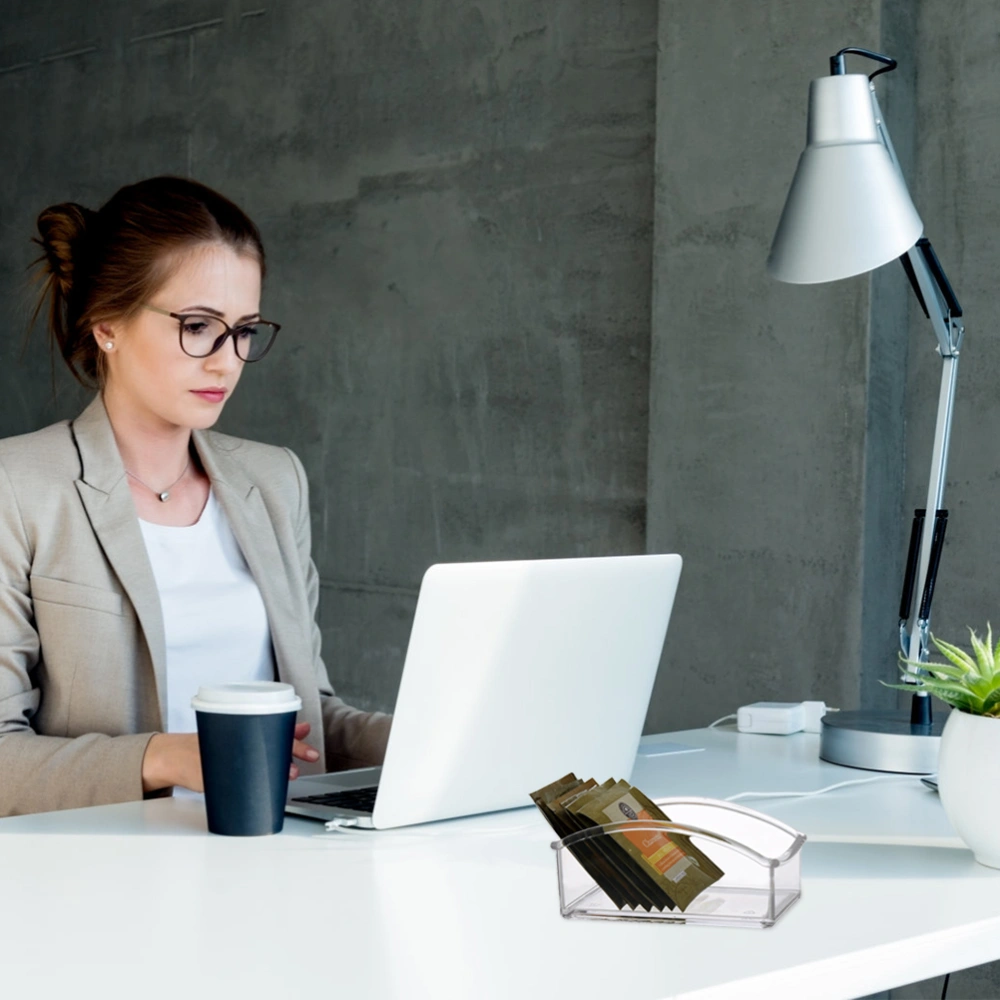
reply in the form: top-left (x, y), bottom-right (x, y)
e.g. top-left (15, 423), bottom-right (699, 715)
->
top-left (372, 553), bottom-right (682, 829)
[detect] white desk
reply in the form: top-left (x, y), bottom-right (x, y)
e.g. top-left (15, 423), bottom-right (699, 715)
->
top-left (1, 728), bottom-right (998, 1000)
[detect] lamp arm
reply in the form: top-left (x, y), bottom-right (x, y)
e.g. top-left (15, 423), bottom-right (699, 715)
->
top-left (870, 88), bottom-right (964, 353)
top-left (898, 268), bottom-right (963, 690)
top-left (865, 89), bottom-right (967, 709)
top-left (900, 354), bottom-right (960, 663)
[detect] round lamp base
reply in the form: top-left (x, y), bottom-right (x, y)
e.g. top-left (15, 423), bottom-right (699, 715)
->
top-left (819, 710), bottom-right (944, 773)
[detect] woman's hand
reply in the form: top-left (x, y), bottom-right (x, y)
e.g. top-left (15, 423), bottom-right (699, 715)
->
top-left (289, 721), bottom-right (321, 780)
top-left (141, 722), bottom-right (321, 793)
top-left (141, 733), bottom-right (204, 793)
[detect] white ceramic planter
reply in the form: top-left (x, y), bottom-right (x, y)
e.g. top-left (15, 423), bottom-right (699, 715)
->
top-left (938, 709), bottom-right (1000, 868)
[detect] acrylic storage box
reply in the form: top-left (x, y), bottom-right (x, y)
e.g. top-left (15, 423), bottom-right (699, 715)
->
top-left (551, 797), bottom-right (805, 928)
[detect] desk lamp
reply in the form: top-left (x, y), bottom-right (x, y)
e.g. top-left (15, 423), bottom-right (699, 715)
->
top-left (768, 47), bottom-right (964, 773)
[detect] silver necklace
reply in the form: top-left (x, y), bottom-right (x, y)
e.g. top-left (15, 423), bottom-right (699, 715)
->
top-left (125, 458), bottom-right (190, 502)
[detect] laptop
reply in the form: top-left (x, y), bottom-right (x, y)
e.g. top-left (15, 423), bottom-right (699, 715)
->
top-left (285, 553), bottom-right (682, 829)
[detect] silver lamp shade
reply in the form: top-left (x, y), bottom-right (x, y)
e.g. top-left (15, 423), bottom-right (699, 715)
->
top-left (768, 74), bottom-right (923, 284)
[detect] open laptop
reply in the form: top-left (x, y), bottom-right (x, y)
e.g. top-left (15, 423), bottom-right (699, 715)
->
top-left (285, 553), bottom-right (682, 829)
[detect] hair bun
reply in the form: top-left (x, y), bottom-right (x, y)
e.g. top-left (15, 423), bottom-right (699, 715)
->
top-left (35, 202), bottom-right (96, 294)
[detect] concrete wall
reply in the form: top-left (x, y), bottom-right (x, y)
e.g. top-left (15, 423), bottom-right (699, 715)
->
top-left (2, 0), bottom-right (995, 736)
top-left (0, 0), bottom-right (657, 712)
top-left (902, 1), bottom-right (1000, 652)
top-left (646, 0), bottom-right (915, 731)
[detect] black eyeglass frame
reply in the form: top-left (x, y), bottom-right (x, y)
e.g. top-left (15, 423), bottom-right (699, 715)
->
top-left (143, 304), bottom-right (281, 362)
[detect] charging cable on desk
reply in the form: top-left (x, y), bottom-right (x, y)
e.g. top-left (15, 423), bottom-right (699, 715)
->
top-left (704, 704), bottom-right (934, 805)
top-left (319, 818), bottom-right (543, 839)
top-left (724, 774), bottom-right (914, 804)
top-left (708, 713), bottom-right (737, 729)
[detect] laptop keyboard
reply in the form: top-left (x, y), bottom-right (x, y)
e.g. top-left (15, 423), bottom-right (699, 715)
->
top-left (291, 786), bottom-right (378, 813)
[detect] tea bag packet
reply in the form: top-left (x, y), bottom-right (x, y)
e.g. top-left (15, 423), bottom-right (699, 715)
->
top-left (628, 787), bottom-right (725, 885)
top-left (530, 773), bottom-right (583, 824)
top-left (532, 777), bottom-right (634, 910)
top-left (530, 775), bottom-right (594, 848)
top-left (617, 782), bottom-right (725, 912)
top-left (564, 781), bottom-right (677, 912)
top-left (553, 780), bottom-right (672, 912)
top-left (530, 774), bottom-right (598, 838)
top-left (573, 781), bottom-right (724, 912)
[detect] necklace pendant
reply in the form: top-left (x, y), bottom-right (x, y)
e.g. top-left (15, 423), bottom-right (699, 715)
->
top-left (158, 491), bottom-right (170, 502)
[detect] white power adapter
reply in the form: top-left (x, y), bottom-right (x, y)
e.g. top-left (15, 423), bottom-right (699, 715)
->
top-left (736, 701), bottom-right (830, 735)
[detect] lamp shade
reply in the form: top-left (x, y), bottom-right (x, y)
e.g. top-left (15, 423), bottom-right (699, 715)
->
top-left (767, 74), bottom-right (923, 284)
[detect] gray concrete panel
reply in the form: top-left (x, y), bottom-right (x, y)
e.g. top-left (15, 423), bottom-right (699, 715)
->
top-left (0, 1), bottom-right (656, 713)
top-left (905, 0), bottom-right (1000, 653)
top-left (647, 1), bottom-right (894, 732)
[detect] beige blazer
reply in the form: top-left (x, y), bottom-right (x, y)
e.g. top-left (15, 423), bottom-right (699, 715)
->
top-left (0, 396), bottom-right (390, 817)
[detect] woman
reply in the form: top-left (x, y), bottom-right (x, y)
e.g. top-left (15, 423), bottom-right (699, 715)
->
top-left (0, 176), bottom-right (390, 817)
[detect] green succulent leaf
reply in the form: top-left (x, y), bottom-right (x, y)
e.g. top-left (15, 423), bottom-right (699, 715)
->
top-left (899, 659), bottom-right (967, 682)
top-left (981, 688), bottom-right (1000, 715)
top-left (929, 636), bottom-right (980, 677)
top-left (880, 681), bottom-right (917, 693)
top-left (969, 628), bottom-right (995, 678)
top-left (916, 678), bottom-right (983, 699)
top-left (880, 678), bottom-right (978, 713)
top-left (890, 624), bottom-right (1000, 715)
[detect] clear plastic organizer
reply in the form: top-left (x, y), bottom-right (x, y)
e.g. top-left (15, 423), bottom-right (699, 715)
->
top-left (551, 797), bottom-right (806, 929)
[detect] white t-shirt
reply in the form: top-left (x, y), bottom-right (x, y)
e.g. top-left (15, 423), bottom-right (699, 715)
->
top-left (138, 490), bottom-right (276, 736)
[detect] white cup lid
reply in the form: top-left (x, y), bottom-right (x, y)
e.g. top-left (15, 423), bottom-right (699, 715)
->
top-left (191, 681), bottom-right (302, 716)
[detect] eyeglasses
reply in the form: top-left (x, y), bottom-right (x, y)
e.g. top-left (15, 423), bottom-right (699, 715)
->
top-left (143, 304), bottom-right (280, 362)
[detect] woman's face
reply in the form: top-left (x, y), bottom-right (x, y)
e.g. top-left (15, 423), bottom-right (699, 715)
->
top-left (97, 242), bottom-right (262, 432)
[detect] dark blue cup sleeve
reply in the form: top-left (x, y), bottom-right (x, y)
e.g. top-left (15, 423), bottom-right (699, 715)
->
top-left (195, 709), bottom-right (297, 836)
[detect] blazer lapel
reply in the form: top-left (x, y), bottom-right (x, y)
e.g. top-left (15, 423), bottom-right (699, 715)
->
top-left (71, 397), bottom-right (311, 730)
top-left (193, 432), bottom-right (304, 694)
top-left (71, 396), bottom-right (167, 728)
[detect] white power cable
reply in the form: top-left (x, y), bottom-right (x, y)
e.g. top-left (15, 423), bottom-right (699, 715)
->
top-left (725, 775), bottom-right (913, 803)
top-left (707, 713), bottom-right (737, 729)
top-left (317, 819), bottom-right (542, 839)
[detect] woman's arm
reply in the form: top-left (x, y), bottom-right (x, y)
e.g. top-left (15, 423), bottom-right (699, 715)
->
top-left (286, 448), bottom-right (392, 771)
top-left (0, 456), bottom-right (158, 817)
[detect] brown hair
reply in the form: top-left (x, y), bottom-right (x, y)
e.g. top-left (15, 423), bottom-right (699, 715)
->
top-left (31, 176), bottom-right (266, 387)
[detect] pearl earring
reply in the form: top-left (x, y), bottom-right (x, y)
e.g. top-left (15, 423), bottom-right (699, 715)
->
top-left (104, 342), bottom-right (114, 351)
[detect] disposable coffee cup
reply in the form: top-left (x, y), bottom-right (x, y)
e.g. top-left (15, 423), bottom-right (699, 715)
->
top-left (191, 681), bottom-right (303, 836)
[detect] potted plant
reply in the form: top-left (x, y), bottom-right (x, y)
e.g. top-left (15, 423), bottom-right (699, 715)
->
top-left (885, 624), bottom-right (1000, 868)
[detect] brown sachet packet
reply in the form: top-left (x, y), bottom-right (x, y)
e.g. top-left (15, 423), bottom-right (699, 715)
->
top-left (573, 781), bottom-right (724, 912)
top-left (628, 787), bottom-right (725, 884)
top-left (563, 780), bottom-right (677, 912)
top-left (530, 774), bottom-right (583, 814)
top-left (532, 777), bottom-right (634, 910)
top-left (552, 779), bottom-right (673, 912)
top-left (530, 773), bottom-right (583, 826)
